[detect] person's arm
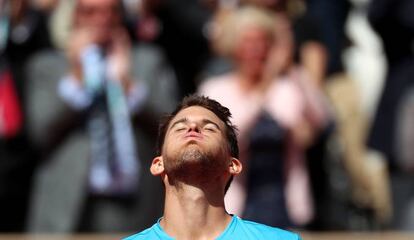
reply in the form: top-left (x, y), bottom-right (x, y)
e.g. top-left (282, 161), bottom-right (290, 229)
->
top-left (265, 78), bottom-right (314, 147)
top-left (58, 71), bottom-right (149, 114)
top-left (265, 79), bottom-right (314, 226)
top-left (284, 132), bottom-right (314, 226)
top-left (300, 41), bottom-right (327, 88)
top-left (292, 13), bottom-right (328, 87)
top-left (62, 26), bottom-right (148, 113)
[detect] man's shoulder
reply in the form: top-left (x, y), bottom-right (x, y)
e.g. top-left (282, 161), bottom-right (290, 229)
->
top-left (236, 218), bottom-right (301, 240)
top-left (122, 226), bottom-right (158, 240)
top-left (123, 217), bottom-right (301, 240)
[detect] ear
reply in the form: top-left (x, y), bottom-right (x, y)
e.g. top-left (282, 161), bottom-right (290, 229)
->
top-left (228, 157), bottom-right (242, 176)
top-left (150, 156), bottom-right (165, 176)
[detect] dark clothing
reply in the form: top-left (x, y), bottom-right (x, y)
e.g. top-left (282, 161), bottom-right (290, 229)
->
top-left (5, 9), bottom-right (52, 109)
top-left (368, 0), bottom-right (414, 167)
top-left (26, 45), bottom-right (174, 232)
top-left (0, 8), bottom-right (51, 232)
top-left (368, 0), bottom-right (414, 230)
top-left (368, 58), bottom-right (414, 166)
top-left (306, 0), bottom-right (351, 75)
top-left (292, 14), bottom-right (323, 65)
top-left (153, 0), bottom-right (212, 97)
top-left (243, 112), bottom-right (290, 228)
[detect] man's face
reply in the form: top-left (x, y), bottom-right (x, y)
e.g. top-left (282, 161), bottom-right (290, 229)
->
top-left (162, 106), bottom-right (231, 178)
top-left (75, 0), bottom-right (121, 44)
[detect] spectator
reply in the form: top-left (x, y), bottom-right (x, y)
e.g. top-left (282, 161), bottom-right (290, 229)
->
top-left (199, 6), bottom-right (332, 228)
top-left (243, 0), bottom-right (392, 230)
top-left (368, 0), bottom-right (414, 230)
top-left (26, 0), bottom-right (178, 232)
top-left (0, 0), bottom-right (51, 232)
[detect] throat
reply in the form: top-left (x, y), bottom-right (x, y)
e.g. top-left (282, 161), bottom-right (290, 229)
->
top-left (161, 184), bottom-right (230, 240)
top-left (161, 206), bottom-right (232, 240)
top-left (237, 72), bottom-right (262, 92)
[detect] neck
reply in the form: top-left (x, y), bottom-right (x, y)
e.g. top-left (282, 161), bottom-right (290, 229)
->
top-left (161, 182), bottom-right (232, 240)
top-left (235, 69), bottom-right (262, 92)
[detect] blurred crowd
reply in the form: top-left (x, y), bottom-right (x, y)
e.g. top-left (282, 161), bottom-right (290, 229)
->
top-left (0, 0), bottom-right (414, 234)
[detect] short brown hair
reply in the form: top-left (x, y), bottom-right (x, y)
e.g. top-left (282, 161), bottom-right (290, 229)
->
top-left (157, 95), bottom-right (239, 159)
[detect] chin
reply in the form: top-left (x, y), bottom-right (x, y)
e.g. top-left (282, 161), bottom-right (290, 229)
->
top-left (164, 147), bottom-right (208, 173)
top-left (181, 147), bottom-right (207, 163)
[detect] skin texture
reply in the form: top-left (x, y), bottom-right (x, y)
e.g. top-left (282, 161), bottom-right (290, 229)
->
top-left (150, 106), bottom-right (242, 240)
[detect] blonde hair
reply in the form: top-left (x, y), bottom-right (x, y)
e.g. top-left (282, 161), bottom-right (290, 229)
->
top-left (210, 6), bottom-right (277, 57)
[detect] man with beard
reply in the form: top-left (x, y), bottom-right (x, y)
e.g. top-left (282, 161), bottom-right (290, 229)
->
top-left (124, 95), bottom-right (301, 239)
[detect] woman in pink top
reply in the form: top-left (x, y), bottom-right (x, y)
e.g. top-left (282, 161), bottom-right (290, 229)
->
top-left (199, 6), bottom-right (331, 227)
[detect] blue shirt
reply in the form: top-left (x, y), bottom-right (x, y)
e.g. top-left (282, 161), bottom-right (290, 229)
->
top-left (123, 216), bottom-right (301, 240)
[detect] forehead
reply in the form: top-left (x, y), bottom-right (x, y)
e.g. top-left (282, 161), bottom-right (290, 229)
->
top-left (169, 106), bottom-right (225, 128)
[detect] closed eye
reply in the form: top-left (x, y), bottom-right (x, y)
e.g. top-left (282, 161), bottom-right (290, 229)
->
top-left (203, 124), bottom-right (218, 132)
top-left (175, 126), bottom-right (187, 132)
top-left (173, 122), bottom-right (187, 132)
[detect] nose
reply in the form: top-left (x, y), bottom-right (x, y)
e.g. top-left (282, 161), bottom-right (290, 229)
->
top-left (188, 122), bottom-right (200, 133)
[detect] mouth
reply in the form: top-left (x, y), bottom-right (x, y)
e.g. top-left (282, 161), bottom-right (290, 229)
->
top-left (184, 132), bottom-right (204, 140)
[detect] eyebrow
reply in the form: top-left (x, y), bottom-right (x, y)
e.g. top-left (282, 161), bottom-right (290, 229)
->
top-left (169, 117), bottom-right (188, 130)
top-left (169, 117), bottom-right (221, 131)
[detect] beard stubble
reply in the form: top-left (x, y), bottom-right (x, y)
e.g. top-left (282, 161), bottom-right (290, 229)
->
top-left (164, 144), bottom-right (226, 184)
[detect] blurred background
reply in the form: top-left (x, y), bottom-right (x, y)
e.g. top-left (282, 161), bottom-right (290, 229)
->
top-left (0, 0), bottom-right (414, 238)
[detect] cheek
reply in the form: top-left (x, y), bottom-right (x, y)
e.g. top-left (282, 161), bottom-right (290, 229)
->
top-left (210, 136), bottom-right (229, 155)
top-left (162, 135), bottom-right (182, 157)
